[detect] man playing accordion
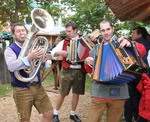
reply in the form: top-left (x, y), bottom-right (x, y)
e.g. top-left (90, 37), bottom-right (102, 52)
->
top-left (85, 20), bottom-right (146, 122)
top-left (51, 21), bottom-right (86, 122)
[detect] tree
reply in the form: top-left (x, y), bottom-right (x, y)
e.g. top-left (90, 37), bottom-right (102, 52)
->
top-left (61, 0), bottom-right (149, 35)
top-left (0, 0), bottom-right (61, 27)
top-left (61, 0), bottom-right (118, 34)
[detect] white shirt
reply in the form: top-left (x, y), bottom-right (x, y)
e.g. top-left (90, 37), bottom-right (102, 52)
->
top-left (51, 36), bottom-right (79, 58)
top-left (147, 50), bottom-right (150, 67)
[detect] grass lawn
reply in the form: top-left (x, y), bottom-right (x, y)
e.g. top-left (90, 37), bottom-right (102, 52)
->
top-left (0, 84), bottom-right (12, 97)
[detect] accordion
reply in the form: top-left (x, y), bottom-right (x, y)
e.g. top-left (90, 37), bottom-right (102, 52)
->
top-left (93, 35), bottom-right (148, 84)
top-left (66, 30), bottom-right (99, 63)
top-left (66, 38), bottom-right (92, 63)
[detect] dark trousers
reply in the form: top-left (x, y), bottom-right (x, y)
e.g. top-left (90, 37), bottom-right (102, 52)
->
top-left (124, 81), bottom-right (141, 122)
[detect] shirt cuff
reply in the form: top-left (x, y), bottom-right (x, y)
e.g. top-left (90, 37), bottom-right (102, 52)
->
top-left (21, 57), bottom-right (30, 67)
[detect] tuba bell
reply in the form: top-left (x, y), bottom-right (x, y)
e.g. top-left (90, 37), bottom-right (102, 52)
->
top-left (14, 8), bottom-right (54, 82)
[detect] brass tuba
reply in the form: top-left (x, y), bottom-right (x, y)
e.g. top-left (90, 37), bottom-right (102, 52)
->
top-left (14, 8), bottom-right (54, 82)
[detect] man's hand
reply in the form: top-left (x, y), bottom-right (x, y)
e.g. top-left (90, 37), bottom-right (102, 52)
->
top-left (54, 50), bottom-right (68, 58)
top-left (85, 57), bottom-right (94, 68)
top-left (88, 29), bottom-right (100, 44)
top-left (118, 37), bottom-right (131, 48)
top-left (89, 35), bottom-right (99, 44)
top-left (41, 55), bottom-right (47, 63)
top-left (28, 48), bottom-right (43, 61)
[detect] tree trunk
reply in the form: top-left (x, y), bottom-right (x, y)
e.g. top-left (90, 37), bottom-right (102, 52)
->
top-left (0, 50), bottom-right (11, 84)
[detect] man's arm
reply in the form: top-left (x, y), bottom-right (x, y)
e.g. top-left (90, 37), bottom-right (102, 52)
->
top-left (51, 40), bottom-right (64, 57)
top-left (4, 47), bottom-right (28, 72)
top-left (51, 40), bottom-right (68, 58)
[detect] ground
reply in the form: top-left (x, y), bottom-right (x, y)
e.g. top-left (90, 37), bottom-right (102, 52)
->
top-left (0, 86), bottom-right (91, 122)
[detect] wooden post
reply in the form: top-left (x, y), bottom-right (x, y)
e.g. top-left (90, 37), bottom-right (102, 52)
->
top-left (41, 61), bottom-right (59, 81)
top-left (41, 60), bottom-right (62, 90)
top-left (0, 50), bottom-right (11, 84)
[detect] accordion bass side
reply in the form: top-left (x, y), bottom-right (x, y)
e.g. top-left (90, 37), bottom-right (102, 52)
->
top-left (93, 35), bottom-right (148, 84)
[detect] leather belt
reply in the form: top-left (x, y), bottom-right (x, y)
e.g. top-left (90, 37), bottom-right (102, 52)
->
top-left (30, 81), bottom-right (39, 86)
top-left (97, 81), bottom-right (113, 85)
top-left (70, 64), bottom-right (81, 69)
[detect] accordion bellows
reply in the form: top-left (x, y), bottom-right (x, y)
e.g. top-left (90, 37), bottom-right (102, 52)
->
top-left (66, 38), bottom-right (94, 63)
top-left (93, 35), bottom-right (148, 84)
top-left (93, 43), bottom-right (135, 84)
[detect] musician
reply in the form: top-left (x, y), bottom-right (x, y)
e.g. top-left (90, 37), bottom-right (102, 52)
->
top-left (124, 26), bottom-right (150, 122)
top-left (132, 26), bottom-right (150, 64)
top-left (51, 21), bottom-right (86, 122)
top-left (4, 23), bottom-right (53, 122)
top-left (48, 36), bottom-right (62, 51)
top-left (85, 20), bottom-right (146, 122)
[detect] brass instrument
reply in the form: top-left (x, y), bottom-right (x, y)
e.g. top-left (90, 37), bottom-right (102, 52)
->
top-left (14, 8), bottom-right (54, 82)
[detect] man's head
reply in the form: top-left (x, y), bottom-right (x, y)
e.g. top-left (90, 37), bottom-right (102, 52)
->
top-left (12, 22), bottom-right (28, 44)
top-left (54, 36), bottom-right (62, 45)
top-left (65, 21), bottom-right (78, 38)
top-left (99, 20), bottom-right (114, 41)
top-left (132, 26), bottom-right (149, 41)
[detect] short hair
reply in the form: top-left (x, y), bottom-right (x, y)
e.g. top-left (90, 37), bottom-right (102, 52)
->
top-left (65, 21), bottom-right (78, 30)
top-left (133, 26), bottom-right (149, 39)
top-left (12, 22), bottom-right (28, 34)
top-left (99, 20), bottom-right (114, 28)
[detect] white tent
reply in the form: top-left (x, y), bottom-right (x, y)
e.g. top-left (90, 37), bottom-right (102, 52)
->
top-left (25, 24), bottom-right (65, 35)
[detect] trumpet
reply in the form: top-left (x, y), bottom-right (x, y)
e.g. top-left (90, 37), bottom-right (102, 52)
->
top-left (14, 8), bottom-right (54, 82)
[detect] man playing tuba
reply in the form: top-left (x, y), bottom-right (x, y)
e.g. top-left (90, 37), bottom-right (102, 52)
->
top-left (4, 22), bottom-right (53, 122)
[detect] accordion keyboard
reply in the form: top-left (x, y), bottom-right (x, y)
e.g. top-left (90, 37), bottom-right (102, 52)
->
top-left (110, 35), bottom-right (135, 69)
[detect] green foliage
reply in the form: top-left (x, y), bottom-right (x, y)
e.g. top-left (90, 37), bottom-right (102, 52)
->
top-left (0, 0), bottom-right (61, 27)
top-left (60, 30), bottom-right (66, 35)
top-left (61, 0), bottom-right (114, 33)
top-left (61, 0), bottom-right (149, 35)
top-left (85, 74), bottom-right (92, 92)
top-left (42, 69), bottom-right (55, 86)
top-left (0, 0), bottom-right (29, 23)
top-left (0, 84), bottom-right (12, 97)
top-left (115, 21), bottom-right (150, 36)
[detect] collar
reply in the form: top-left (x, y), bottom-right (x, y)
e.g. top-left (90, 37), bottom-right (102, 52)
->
top-left (15, 41), bottom-right (23, 48)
